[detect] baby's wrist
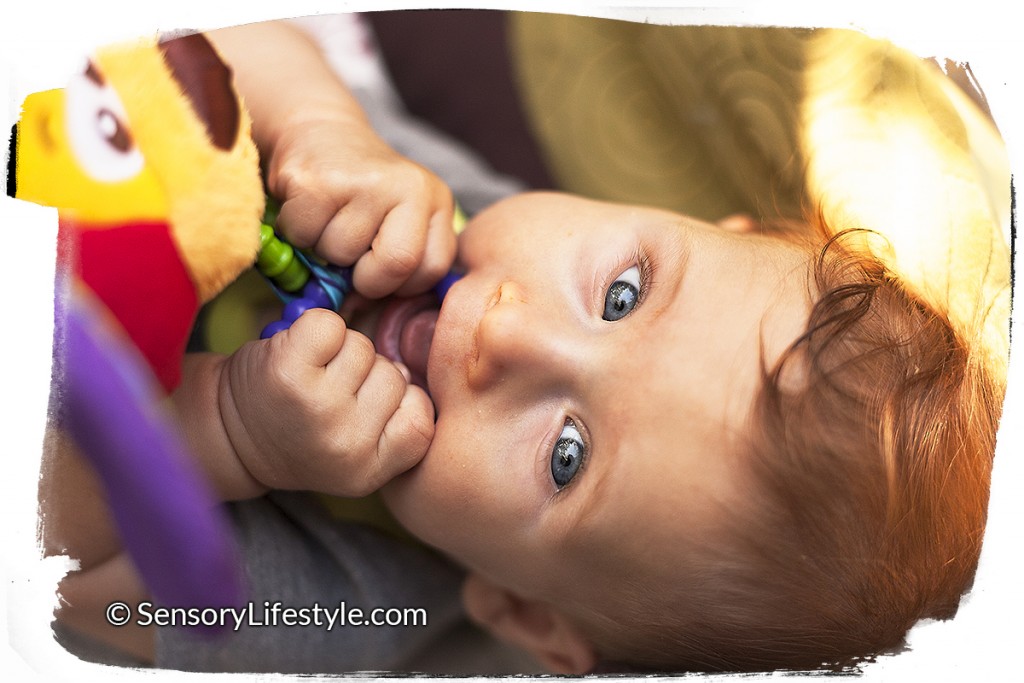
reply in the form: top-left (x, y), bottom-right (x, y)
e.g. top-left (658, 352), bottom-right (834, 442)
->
top-left (264, 109), bottom-right (384, 200)
top-left (214, 352), bottom-right (271, 499)
top-left (267, 101), bottom-right (374, 158)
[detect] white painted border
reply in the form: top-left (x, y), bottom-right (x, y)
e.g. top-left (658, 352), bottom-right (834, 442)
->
top-left (2, 2), bottom-right (1019, 681)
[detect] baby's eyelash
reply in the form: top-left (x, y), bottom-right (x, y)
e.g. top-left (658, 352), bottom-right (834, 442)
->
top-left (634, 247), bottom-right (654, 308)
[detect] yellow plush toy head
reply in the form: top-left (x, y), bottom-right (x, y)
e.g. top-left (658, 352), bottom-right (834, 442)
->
top-left (11, 33), bottom-right (263, 302)
top-left (14, 82), bottom-right (168, 223)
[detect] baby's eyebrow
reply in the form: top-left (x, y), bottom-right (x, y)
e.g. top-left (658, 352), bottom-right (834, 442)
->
top-left (644, 222), bottom-right (689, 315)
top-left (666, 220), bottom-right (692, 272)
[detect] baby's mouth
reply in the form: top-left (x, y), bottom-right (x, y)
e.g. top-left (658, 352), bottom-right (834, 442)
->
top-left (376, 294), bottom-right (440, 393)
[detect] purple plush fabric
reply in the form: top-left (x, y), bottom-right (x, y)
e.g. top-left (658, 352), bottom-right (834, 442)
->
top-left (60, 288), bottom-right (244, 618)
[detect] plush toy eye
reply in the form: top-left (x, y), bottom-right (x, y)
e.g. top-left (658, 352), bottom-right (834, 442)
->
top-left (65, 70), bottom-right (144, 182)
top-left (95, 108), bottom-right (133, 153)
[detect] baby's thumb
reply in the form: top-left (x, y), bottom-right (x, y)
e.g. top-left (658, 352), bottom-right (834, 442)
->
top-left (282, 308), bottom-right (347, 368)
top-left (372, 384), bottom-right (435, 487)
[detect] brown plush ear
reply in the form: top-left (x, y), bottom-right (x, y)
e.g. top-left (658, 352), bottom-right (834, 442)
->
top-left (159, 32), bottom-right (240, 151)
top-left (462, 573), bottom-right (597, 674)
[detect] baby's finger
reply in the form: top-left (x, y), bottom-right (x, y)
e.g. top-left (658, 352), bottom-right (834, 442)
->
top-left (276, 194), bottom-right (342, 250)
top-left (340, 356), bottom-right (415, 491)
top-left (280, 308), bottom-right (348, 369)
top-left (316, 197), bottom-right (382, 266)
top-left (352, 354), bottom-right (409, 425)
top-left (395, 207), bottom-right (457, 297)
top-left (370, 383), bottom-right (435, 490)
top-left (351, 202), bottom-right (428, 299)
top-left (326, 327), bottom-right (379, 394)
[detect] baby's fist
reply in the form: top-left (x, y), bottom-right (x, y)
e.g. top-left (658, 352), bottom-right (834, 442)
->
top-left (221, 309), bottom-right (434, 496)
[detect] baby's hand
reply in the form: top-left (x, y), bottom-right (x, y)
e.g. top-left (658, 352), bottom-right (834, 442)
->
top-left (219, 308), bottom-right (434, 496)
top-left (267, 116), bottom-right (456, 299)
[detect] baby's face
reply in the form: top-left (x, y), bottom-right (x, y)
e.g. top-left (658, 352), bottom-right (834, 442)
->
top-left (382, 192), bottom-right (812, 603)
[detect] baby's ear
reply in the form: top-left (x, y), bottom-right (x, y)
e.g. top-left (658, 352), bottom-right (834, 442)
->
top-left (461, 572), bottom-right (596, 674)
top-left (716, 213), bottom-right (759, 233)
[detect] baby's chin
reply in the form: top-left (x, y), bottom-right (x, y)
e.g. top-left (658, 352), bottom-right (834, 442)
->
top-left (378, 473), bottom-right (408, 517)
top-left (379, 408), bottom-right (464, 531)
top-left (378, 454), bottom-right (437, 542)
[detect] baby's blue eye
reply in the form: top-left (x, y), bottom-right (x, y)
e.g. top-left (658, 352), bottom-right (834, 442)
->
top-left (551, 420), bottom-right (586, 489)
top-left (603, 265), bottom-right (641, 321)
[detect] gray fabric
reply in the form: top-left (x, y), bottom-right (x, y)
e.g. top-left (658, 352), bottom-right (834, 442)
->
top-left (54, 492), bottom-right (538, 674)
top-left (348, 84), bottom-right (525, 218)
top-left (291, 12), bottom-right (526, 216)
top-left (153, 492), bottom-right (515, 674)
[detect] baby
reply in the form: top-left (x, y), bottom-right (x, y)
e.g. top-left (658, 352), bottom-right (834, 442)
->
top-left (51, 17), bottom-right (1002, 674)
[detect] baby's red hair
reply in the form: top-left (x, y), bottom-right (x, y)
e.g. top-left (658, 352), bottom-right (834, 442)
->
top-left (581, 224), bottom-right (1003, 672)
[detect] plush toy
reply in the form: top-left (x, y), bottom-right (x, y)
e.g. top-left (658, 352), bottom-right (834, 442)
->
top-left (8, 32), bottom-right (264, 613)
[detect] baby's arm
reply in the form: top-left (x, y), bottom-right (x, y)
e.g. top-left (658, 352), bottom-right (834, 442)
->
top-left (207, 21), bottom-right (456, 298)
top-left (42, 308), bottom-right (429, 567)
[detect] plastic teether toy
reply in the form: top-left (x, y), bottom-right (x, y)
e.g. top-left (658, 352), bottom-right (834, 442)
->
top-left (255, 198), bottom-right (463, 340)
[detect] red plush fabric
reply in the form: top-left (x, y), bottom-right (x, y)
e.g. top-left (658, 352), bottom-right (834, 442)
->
top-left (60, 219), bottom-right (198, 392)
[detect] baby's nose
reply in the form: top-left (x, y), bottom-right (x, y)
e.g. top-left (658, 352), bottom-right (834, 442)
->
top-left (491, 281), bottom-right (524, 309)
top-left (470, 280), bottom-right (575, 390)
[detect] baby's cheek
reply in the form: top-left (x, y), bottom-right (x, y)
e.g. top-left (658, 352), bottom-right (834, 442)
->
top-left (379, 470), bottom-right (436, 541)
